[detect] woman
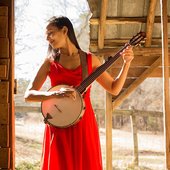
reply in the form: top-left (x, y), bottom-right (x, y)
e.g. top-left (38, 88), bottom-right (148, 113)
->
top-left (24, 16), bottom-right (134, 170)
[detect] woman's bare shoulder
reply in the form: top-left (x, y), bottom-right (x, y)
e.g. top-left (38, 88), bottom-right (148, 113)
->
top-left (90, 53), bottom-right (102, 70)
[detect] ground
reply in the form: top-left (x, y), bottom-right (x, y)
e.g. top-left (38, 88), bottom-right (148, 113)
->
top-left (15, 112), bottom-right (165, 170)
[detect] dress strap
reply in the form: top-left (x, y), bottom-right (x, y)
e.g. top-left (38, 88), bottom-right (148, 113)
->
top-left (79, 49), bottom-right (88, 81)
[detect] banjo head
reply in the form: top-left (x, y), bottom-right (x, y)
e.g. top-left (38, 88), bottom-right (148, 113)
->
top-left (41, 85), bottom-right (85, 128)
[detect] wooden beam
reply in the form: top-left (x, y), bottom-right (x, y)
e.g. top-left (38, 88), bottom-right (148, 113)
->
top-left (105, 92), bottom-right (112, 170)
top-left (130, 112), bottom-right (138, 166)
top-left (0, 65), bottom-right (6, 78)
top-left (9, 0), bottom-right (15, 169)
top-left (112, 57), bottom-right (161, 109)
top-left (0, 38), bottom-right (9, 58)
top-left (0, 59), bottom-right (10, 80)
top-left (149, 67), bottom-right (170, 77)
top-left (109, 55), bottom-right (162, 68)
top-left (0, 104), bottom-right (9, 124)
top-left (160, 0), bottom-right (170, 169)
top-left (110, 66), bottom-right (170, 78)
top-left (112, 109), bottom-right (163, 117)
top-left (0, 6), bottom-right (8, 15)
top-left (0, 125), bottom-right (9, 147)
top-left (0, 6), bottom-right (8, 38)
top-left (0, 82), bottom-right (9, 103)
top-left (92, 47), bottom-right (170, 56)
top-left (0, 148), bottom-right (10, 168)
top-left (90, 38), bottom-right (170, 48)
top-left (98, 1), bottom-right (112, 169)
top-left (90, 16), bottom-right (170, 25)
top-left (98, 0), bottom-right (108, 49)
top-left (15, 105), bottom-right (41, 113)
top-left (87, 0), bottom-right (98, 14)
top-left (145, 0), bottom-right (158, 47)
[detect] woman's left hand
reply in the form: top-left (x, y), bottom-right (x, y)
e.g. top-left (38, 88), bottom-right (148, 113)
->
top-left (120, 46), bottom-right (134, 64)
top-left (59, 87), bottom-right (76, 100)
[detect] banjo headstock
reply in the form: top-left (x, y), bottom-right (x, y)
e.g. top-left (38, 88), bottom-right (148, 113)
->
top-left (129, 32), bottom-right (146, 46)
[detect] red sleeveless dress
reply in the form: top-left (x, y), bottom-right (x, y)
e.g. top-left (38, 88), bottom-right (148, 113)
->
top-left (40, 53), bottom-right (103, 170)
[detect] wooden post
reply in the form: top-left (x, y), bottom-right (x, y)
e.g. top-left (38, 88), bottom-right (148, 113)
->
top-left (160, 0), bottom-right (170, 169)
top-left (145, 0), bottom-right (157, 47)
top-left (9, 1), bottom-right (15, 169)
top-left (105, 92), bottom-right (113, 170)
top-left (98, 0), bottom-right (108, 49)
top-left (130, 110), bottom-right (139, 167)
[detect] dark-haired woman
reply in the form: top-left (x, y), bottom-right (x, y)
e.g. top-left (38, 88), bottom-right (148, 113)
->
top-left (24, 16), bottom-right (134, 170)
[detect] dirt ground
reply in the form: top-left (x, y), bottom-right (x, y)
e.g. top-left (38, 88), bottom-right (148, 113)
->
top-left (15, 112), bottom-right (165, 170)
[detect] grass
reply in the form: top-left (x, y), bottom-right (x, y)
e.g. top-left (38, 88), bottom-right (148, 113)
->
top-left (15, 157), bottom-right (164, 170)
top-left (16, 161), bottom-right (40, 170)
top-left (15, 118), bottom-right (165, 170)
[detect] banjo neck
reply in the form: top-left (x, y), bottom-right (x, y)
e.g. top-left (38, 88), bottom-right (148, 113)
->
top-left (76, 32), bottom-right (146, 94)
top-left (76, 44), bottom-right (129, 94)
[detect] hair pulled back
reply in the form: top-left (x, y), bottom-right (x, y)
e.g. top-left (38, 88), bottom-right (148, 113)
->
top-left (47, 16), bottom-right (80, 58)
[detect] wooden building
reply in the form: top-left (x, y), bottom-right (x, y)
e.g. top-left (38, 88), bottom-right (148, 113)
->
top-left (0, 0), bottom-right (169, 169)
top-left (87, 0), bottom-right (169, 169)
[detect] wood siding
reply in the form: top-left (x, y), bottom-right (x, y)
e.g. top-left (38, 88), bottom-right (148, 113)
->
top-left (0, 1), bottom-right (15, 169)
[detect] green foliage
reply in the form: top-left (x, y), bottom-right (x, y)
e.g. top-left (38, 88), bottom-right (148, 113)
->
top-left (16, 161), bottom-right (40, 170)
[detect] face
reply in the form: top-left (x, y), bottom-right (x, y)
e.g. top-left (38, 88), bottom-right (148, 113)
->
top-left (46, 24), bottom-right (66, 49)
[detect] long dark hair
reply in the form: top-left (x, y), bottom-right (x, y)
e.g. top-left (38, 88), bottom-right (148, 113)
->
top-left (47, 16), bottom-right (81, 59)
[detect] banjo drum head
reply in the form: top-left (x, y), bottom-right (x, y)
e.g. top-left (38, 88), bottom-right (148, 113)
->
top-left (41, 85), bottom-right (85, 128)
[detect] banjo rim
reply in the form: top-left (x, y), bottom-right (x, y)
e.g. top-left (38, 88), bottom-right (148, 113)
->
top-left (41, 85), bottom-right (85, 128)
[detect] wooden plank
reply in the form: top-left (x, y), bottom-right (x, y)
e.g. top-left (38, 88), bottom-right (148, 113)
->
top-left (98, 0), bottom-right (108, 49)
top-left (130, 113), bottom-right (138, 166)
top-left (0, 1), bottom-right (15, 170)
top-left (0, 125), bottom-right (9, 147)
top-left (0, 103), bottom-right (9, 124)
top-left (0, 38), bottom-right (9, 58)
top-left (7, 0), bottom-right (15, 169)
top-left (106, 55), bottom-right (161, 68)
top-left (0, 6), bottom-right (8, 16)
top-left (112, 109), bottom-right (163, 117)
top-left (110, 67), bottom-right (146, 78)
top-left (0, 16), bottom-right (8, 37)
top-left (94, 47), bottom-right (170, 56)
top-left (87, 0), bottom-right (98, 14)
top-left (0, 7), bottom-right (8, 38)
top-left (0, 148), bottom-right (10, 169)
top-left (105, 92), bottom-right (112, 170)
top-left (0, 65), bottom-right (7, 78)
top-left (0, 59), bottom-right (10, 80)
top-left (90, 16), bottom-right (170, 25)
top-left (0, 81), bottom-right (9, 103)
top-left (15, 105), bottom-right (41, 113)
top-left (110, 66), bottom-right (170, 78)
top-left (9, 0), bottom-right (15, 169)
top-left (90, 38), bottom-right (170, 47)
top-left (150, 67), bottom-right (170, 77)
top-left (123, 78), bottom-right (136, 88)
top-left (112, 57), bottom-right (161, 109)
top-left (145, 0), bottom-right (157, 47)
top-left (160, 0), bottom-right (170, 168)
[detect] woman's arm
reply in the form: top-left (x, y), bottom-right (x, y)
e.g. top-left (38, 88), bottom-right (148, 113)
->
top-left (24, 58), bottom-right (55, 102)
top-left (92, 46), bottom-right (134, 96)
top-left (24, 58), bottom-right (76, 102)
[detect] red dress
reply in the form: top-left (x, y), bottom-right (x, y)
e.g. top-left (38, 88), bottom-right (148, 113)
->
top-left (41, 53), bottom-right (103, 170)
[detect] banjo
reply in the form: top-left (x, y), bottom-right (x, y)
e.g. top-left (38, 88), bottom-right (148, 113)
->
top-left (41, 32), bottom-right (146, 128)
